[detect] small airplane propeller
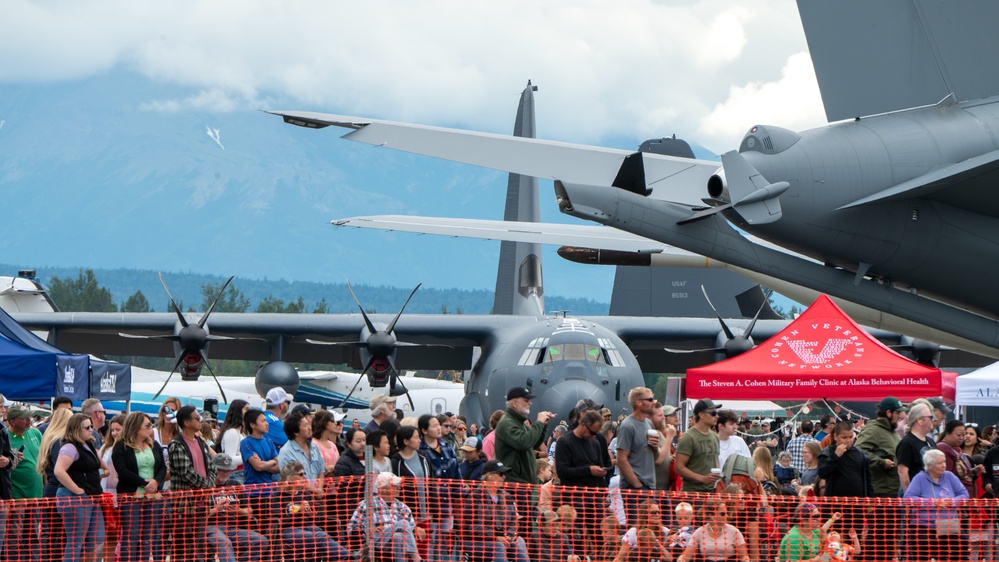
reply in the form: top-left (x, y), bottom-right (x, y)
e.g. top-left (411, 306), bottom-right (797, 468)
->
top-left (120, 273), bottom-right (264, 404)
top-left (307, 280), bottom-right (451, 410)
top-left (664, 285), bottom-right (765, 358)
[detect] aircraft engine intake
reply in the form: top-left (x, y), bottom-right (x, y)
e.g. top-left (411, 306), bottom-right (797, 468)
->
top-left (706, 168), bottom-right (728, 202)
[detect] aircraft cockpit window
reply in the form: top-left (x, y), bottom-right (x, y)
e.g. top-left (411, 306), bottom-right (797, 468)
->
top-left (540, 344), bottom-right (609, 364)
top-left (598, 338), bottom-right (628, 367)
top-left (517, 337), bottom-right (549, 366)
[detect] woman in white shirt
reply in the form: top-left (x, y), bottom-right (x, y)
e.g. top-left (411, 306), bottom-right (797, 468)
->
top-left (218, 400), bottom-right (249, 484)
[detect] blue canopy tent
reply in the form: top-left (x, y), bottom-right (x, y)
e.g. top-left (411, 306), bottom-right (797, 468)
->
top-left (0, 334), bottom-right (69, 400)
top-left (0, 306), bottom-right (119, 401)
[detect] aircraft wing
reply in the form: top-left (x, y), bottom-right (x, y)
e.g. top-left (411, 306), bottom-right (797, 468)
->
top-left (838, 148), bottom-right (999, 218)
top-left (11, 312), bottom-right (528, 371)
top-left (268, 110), bottom-right (718, 197)
top-left (331, 215), bottom-right (674, 254)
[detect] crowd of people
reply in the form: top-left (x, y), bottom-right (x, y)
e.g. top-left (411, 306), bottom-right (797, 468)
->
top-left (0, 388), bottom-right (994, 561)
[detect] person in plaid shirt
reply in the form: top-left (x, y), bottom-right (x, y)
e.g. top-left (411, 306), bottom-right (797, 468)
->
top-left (786, 420), bottom-right (817, 473)
top-left (347, 471), bottom-right (423, 562)
top-left (168, 405), bottom-right (218, 562)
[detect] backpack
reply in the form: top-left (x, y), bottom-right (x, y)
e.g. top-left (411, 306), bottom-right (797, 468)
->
top-left (715, 453), bottom-right (763, 496)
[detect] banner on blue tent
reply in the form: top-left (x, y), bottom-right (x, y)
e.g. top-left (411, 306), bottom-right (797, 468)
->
top-left (58, 355), bottom-right (91, 401)
top-left (91, 361), bottom-right (132, 401)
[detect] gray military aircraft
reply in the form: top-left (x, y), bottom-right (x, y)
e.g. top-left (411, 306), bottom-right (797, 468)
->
top-left (267, 0), bottom-right (999, 358)
top-left (12, 83), bottom-right (810, 425)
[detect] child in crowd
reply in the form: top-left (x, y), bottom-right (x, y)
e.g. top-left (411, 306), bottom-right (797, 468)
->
top-left (667, 502), bottom-right (695, 558)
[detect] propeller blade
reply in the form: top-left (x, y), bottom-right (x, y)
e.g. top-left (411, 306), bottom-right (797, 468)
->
top-left (306, 338), bottom-right (367, 347)
top-left (152, 354), bottom-right (186, 400)
top-left (159, 272), bottom-right (189, 328)
top-left (199, 275), bottom-right (235, 329)
top-left (346, 280), bottom-right (378, 335)
top-left (664, 346), bottom-right (723, 354)
top-left (205, 334), bottom-right (268, 343)
top-left (394, 341), bottom-right (453, 349)
top-left (386, 283), bottom-right (422, 334)
top-left (337, 358), bottom-right (371, 408)
top-left (118, 332), bottom-right (180, 340)
top-left (701, 285), bottom-right (736, 340)
top-left (202, 359), bottom-right (228, 404)
top-left (392, 365), bottom-right (416, 411)
top-left (742, 299), bottom-right (767, 340)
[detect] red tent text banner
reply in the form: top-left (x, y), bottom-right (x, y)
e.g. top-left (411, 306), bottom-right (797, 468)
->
top-left (685, 295), bottom-right (943, 401)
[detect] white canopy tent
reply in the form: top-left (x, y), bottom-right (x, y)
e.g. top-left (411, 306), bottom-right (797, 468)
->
top-left (956, 361), bottom-right (999, 408)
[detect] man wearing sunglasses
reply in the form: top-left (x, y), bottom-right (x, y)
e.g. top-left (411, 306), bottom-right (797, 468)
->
top-left (616, 387), bottom-right (660, 525)
top-left (675, 398), bottom-right (723, 493)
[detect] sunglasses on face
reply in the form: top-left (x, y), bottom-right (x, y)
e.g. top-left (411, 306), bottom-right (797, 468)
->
top-left (638, 397), bottom-right (656, 403)
top-left (83, 425), bottom-right (93, 430)
top-left (703, 410), bottom-right (718, 416)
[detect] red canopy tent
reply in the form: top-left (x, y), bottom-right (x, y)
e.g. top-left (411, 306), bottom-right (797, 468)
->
top-left (686, 295), bottom-right (952, 402)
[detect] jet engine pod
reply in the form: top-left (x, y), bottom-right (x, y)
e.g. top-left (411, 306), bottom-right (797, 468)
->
top-left (255, 361), bottom-right (301, 398)
top-left (707, 168), bottom-right (728, 202)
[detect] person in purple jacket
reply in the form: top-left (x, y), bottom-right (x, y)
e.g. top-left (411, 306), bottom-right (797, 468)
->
top-left (903, 448), bottom-right (968, 562)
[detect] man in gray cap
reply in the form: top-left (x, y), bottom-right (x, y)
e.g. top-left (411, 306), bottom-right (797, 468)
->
top-left (206, 453), bottom-right (269, 560)
top-left (365, 394), bottom-right (396, 434)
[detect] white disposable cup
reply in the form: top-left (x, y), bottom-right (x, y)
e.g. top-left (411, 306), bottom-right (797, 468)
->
top-left (710, 468), bottom-right (722, 476)
top-left (647, 429), bottom-right (658, 438)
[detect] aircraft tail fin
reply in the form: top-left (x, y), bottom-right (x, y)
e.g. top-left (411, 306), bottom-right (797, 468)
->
top-left (493, 81), bottom-right (544, 316)
top-left (798, 0), bottom-right (999, 121)
top-left (609, 267), bottom-right (781, 320)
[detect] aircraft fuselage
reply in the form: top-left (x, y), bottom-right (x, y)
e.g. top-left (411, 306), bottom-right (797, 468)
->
top-left (737, 97), bottom-right (999, 316)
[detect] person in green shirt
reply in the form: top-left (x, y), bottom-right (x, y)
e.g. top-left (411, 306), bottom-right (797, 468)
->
top-left (6, 403), bottom-right (43, 498)
top-left (777, 503), bottom-right (842, 562)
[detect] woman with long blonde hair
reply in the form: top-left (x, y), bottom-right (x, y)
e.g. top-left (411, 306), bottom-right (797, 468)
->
top-left (53, 413), bottom-right (107, 562)
top-left (753, 445), bottom-right (777, 485)
top-left (38, 408), bottom-right (75, 492)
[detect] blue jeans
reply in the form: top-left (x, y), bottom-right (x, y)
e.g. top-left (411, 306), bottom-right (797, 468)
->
top-left (56, 488), bottom-right (105, 561)
top-left (281, 525), bottom-right (349, 561)
top-left (118, 495), bottom-right (166, 562)
top-left (464, 537), bottom-right (529, 562)
top-left (207, 524), bottom-right (268, 562)
top-left (370, 520), bottom-right (420, 561)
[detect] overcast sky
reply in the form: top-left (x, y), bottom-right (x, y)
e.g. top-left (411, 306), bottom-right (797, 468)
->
top-left (2, 0), bottom-right (827, 153)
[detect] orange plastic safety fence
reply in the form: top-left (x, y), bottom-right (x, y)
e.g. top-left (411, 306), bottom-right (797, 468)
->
top-left (3, 477), bottom-right (997, 562)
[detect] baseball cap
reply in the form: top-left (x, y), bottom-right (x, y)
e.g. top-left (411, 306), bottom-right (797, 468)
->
top-left (376, 471), bottom-right (402, 489)
top-left (506, 387), bottom-right (536, 401)
top-left (693, 399), bottom-right (722, 415)
top-left (661, 405), bottom-right (678, 416)
top-left (460, 437), bottom-right (482, 452)
top-left (291, 404), bottom-right (316, 416)
top-left (600, 407), bottom-right (612, 417)
top-left (482, 460), bottom-right (512, 475)
top-left (6, 404), bottom-right (33, 420)
top-left (927, 397), bottom-right (952, 416)
top-left (876, 396), bottom-right (907, 412)
top-left (331, 411), bottom-right (348, 423)
top-left (369, 394), bottom-right (396, 411)
top-left (211, 453), bottom-right (237, 471)
top-left (265, 387), bottom-right (292, 406)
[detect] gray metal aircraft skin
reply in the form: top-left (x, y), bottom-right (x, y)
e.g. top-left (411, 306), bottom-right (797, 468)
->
top-left (267, 0), bottom-right (999, 356)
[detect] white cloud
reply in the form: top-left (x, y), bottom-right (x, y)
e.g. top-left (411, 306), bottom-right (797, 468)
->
top-left (698, 51), bottom-right (825, 150)
top-left (0, 0), bottom-right (813, 148)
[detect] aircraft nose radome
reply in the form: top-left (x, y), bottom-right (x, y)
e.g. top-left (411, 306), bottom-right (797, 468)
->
top-left (535, 379), bottom-right (608, 424)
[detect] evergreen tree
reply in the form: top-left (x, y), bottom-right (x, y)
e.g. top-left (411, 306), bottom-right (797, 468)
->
top-left (312, 297), bottom-right (329, 314)
top-left (200, 281), bottom-right (249, 312)
top-left (48, 269), bottom-right (116, 312)
top-left (120, 290), bottom-right (152, 312)
top-left (256, 295), bottom-right (306, 313)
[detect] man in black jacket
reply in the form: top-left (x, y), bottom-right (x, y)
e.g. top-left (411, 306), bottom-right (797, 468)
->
top-left (555, 409), bottom-right (611, 553)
